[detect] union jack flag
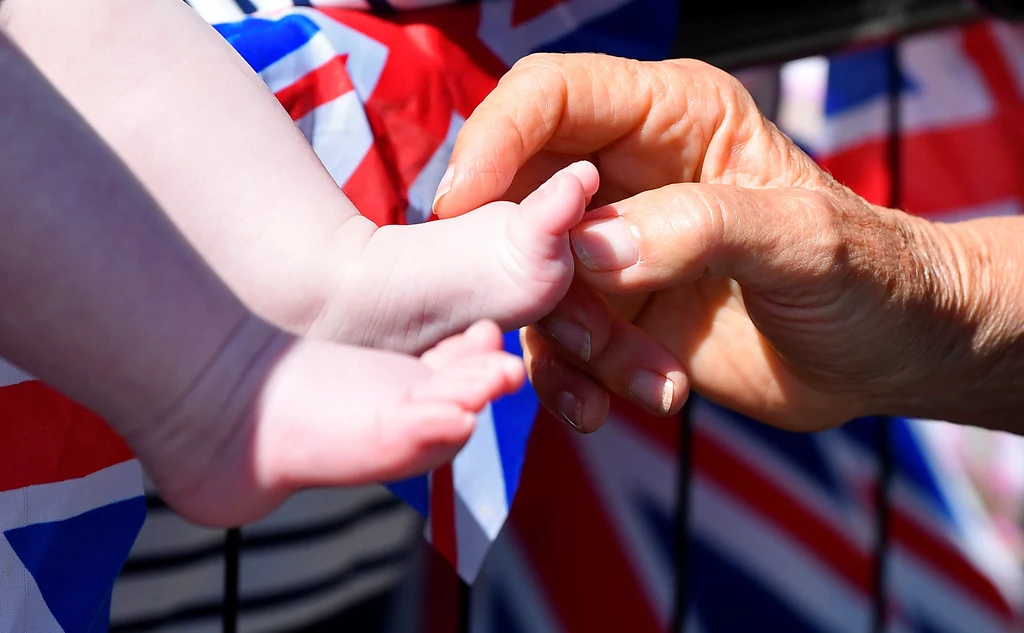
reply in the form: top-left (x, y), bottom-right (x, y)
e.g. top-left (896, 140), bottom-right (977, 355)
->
top-left (0, 363), bottom-right (145, 632)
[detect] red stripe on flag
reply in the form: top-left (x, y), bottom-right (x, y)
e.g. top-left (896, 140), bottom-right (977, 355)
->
top-left (694, 426), bottom-right (874, 592)
top-left (819, 120), bottom-right (1024, 217)
top-left (419, 545), bottom-right (463, 633)
top-left (696, 425), bottom-right (1015, 620)
top-left (341, 144), bottom-right (406, 226)
top-left (611, 396), bottom-right (680, 452)
top-left (323, 9), bottom-right (498, 196)
top-left (274, 54), bottom-right (354, 122)
top-left (299, 10), bottom-right (501, 229)
top-left (892, 508), bottom-right (1015, 619)
top-left (430, 463), bottom-right (458, 570)
top-left (963, 25), bottom-right (1024, 115)
top-left (817, 143), bottom-right (891, 208)
top-left (821, 25), bottom-right (1024, 219)
top-left (351, 6), bottom-right (509, 82)
top-left (0, 382), bottom-right (134, 493)
top-left (511, 412), bottom-right (663, 633)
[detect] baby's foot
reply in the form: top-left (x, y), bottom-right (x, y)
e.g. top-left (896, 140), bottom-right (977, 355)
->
top-left (140, 320), bottom-right (524, 527)
top-left (311, 161), bottom-right (600, 354)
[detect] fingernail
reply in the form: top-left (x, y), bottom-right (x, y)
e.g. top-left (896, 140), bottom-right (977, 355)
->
top-left (432, 164), bottom-right (454, 213)
top-left (558, 391), bottom-right (583, 431)
top-left (571, 217), bottom-right (640, 271)
top-left (629, 369), bottom-right (673, 414)
top-left (545, 318), bottom-right (591, 362)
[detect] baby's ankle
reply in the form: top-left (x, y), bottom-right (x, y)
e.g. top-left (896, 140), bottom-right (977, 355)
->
top-left (126, 317), bottom-right (290, 511)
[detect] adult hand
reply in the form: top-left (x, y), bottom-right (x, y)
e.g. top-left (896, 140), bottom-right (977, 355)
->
top-left (435, 53), bottom-right (1024, 433)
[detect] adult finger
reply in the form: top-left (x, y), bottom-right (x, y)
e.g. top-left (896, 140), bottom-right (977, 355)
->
top-left (521, 325), bottom-right (610, 433)
top-left (432, 54), bottom-right (728, 218)
top-left (532, 283), bottom-right (689, 418)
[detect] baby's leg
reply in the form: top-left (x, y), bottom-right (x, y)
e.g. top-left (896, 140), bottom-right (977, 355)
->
top-left (312, 161), bottom-right (601, 353)
top-left (3, 0), bottom-right (598, 355)
top-left (140, 322), bottom-right (524, 527)
top-left (1, 0), bottom-right (372, 333)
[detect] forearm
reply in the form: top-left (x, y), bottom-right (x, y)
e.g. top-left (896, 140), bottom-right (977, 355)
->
top-left (0, 0), bottom-right (373, 334)
top-left (890, 213), bottom-right (1024, 430)
top-left (0, 33), bottom-right (270, 436)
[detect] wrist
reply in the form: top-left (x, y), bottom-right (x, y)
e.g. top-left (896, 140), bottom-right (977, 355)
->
top-left (872, 212), bottom-right (1024, 428)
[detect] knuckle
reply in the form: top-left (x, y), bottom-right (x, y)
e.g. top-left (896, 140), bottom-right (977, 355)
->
top-left (687, 187), bottom-right (728, 262)
top-left (488, 56), bottom-right (571, 152)
top-left (792, 189), bottom-right (848, 280)
top-left (507, 53), bottom-right (567, 83)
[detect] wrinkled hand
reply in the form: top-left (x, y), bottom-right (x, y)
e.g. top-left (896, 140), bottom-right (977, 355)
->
top-left (435, 53), bottom-right (983, 432)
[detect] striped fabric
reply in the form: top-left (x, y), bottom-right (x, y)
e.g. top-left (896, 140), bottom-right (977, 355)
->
top-left (110, 479), bottom-right (419, 632)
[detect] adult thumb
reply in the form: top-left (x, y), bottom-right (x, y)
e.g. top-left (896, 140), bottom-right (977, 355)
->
top-left (568, 183), bottom-right (848, 300)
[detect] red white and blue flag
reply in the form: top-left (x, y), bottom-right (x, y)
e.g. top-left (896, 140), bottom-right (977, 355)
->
top-left (0, 361), bottom-right (144, 632)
